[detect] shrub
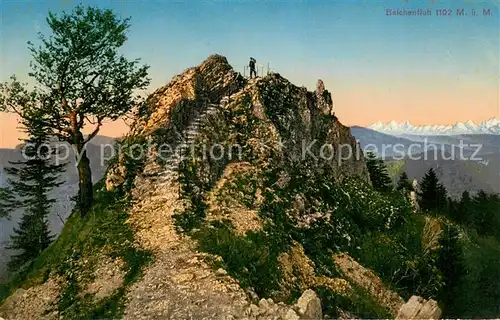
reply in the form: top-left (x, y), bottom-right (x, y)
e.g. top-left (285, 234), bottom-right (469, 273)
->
top-left (452, 233), bottom-right (500, 317)
top-left (194, 220), bottom-right (291, 299)
top-left (352, 214), bottom-right (445, 300)
top-left (1, 180), bottom-right (152, 318)
top-left (437, 224), bottom-right (465, 317)
top-left (316, 284), bottom-right (393, 319)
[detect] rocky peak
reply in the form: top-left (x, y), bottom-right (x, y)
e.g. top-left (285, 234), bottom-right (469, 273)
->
top-left (103, 55), bottom-right (373, 318)
top-left (315, 79), bottom-right (334, 116)
top-left (226, 70), bottom-right (369, 182)
top-left (122, 55), bottom-right (370, 186)
top-left (133, 54), bottom-right (245, 136)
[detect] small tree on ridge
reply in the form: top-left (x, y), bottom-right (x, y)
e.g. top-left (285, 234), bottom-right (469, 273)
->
top-left (1, 5), bottom-right (150, 217)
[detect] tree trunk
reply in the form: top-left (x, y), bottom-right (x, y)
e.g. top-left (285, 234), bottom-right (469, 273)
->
top-left (77, 147), bottom-right (93, 218)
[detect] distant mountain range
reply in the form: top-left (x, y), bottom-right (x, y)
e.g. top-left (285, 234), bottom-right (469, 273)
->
top-left (369, 118), bottom-right (500, 136)
top-left (351, 126), bottom-right (500, 158)
top-left (350, 126), bottom-right (500, 198)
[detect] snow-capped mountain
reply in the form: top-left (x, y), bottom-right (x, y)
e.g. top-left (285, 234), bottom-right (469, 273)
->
top-left (368, 118), bottom-right (500, 136)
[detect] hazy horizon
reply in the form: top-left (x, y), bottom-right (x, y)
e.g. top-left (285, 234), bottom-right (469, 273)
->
top-left (1, 0), bottom-right (499, 148)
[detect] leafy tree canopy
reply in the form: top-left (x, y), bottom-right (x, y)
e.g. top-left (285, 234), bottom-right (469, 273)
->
top-left (26, 5), bottom-right (150, 143)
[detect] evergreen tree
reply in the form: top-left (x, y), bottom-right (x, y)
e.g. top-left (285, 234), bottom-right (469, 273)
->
top-left (437, 224), bottom-right (465, 317)
top-left (472, 190), bottom-right (500, 237)
top-left (444, 196), bottom-right (455, 218)
top-left (418, 168), bottom-right (447, 212)
top-left (0, 187), bottom-right (16, 218)
top-left (4, 110), bottom-right (65, 271)
top-left (365, 151), bottom-right (393, 192)
top-left (396, 171), bottom-right (413, 192)
top-left (489, 194), bottom-right (500, 239)
top-left (455, 190), bottom-right (472, 224)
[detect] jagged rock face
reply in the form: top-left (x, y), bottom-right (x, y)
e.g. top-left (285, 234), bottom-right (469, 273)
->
top-left (315, 79), bottom-right (333, 116)
top-left (215, 72), bottom-right (370, 183)
top-left (396, 295), bottom-right (442, 319)
top-left (103, 55), bottom-right (372, 317)
top-left (110, 54), bottom-right (369, 192)
top-left (133, 54), bottom-right (245, 137)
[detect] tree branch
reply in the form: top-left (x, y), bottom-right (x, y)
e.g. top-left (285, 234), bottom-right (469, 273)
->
top-left (58, 58), bottom-right (72, 112)
top-left (83, 117), bottom-right (102, 144)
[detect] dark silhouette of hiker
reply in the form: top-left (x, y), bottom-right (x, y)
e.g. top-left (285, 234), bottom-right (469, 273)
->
top-left (249, 57), bottom-right (257, 78)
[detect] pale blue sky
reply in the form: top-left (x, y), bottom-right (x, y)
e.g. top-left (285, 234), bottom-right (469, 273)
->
top-left (2, 1), bottom-right (498, 87)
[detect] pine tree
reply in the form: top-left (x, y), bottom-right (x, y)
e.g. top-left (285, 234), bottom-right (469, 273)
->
top-left (437, 224), bottom-right (465, 317)
top-left (396, 171), bottom-right (413, 192)
top-left (365, 151), bottom-right (393, 192)
top-left (455, 190), bottom-right (471, 224)
top-left (444, 196), bottom-right (455, 218)
top-left (5, 110), bottom-right (65, 271)
top-left (472, 190), bottom-right (499, 237)
top-left (418, 168), bottom-right (447, 212)
top-left (0, 187), bottom-right (16, 218)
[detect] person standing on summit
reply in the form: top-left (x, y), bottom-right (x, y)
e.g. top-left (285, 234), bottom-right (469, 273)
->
top-left (249, 57), bottom-right (257, 79)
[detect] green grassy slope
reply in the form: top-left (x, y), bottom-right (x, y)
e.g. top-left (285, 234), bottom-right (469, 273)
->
top-left (0, 181), bottom-right (151, 319)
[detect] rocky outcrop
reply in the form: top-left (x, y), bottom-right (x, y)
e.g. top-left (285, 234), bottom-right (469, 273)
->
top-left (109, 54), bottom-right (369, 194)
top-left (315, 79), bottom-right (333, 116)
top-left (333, 253), bottom-right (405, 315)
top-left (244, 289), bottom-right (323, 320)
top-left (135, 54), bottom-right (245, 137)
top-left (396, 296), bottom-right (442, 319)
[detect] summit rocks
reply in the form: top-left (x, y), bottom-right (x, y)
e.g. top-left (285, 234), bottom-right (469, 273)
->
top-left (133, 54), bottom-right (245, 136)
